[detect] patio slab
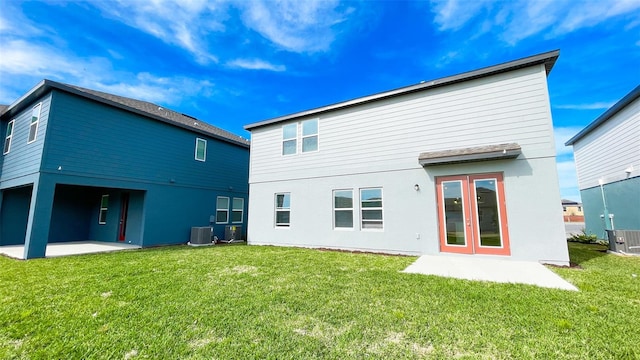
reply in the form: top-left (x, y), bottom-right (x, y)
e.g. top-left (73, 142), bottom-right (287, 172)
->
top-left (403, 255), bottom-right (578, 291)
top-left (0, 241), bottom-right (141, 260)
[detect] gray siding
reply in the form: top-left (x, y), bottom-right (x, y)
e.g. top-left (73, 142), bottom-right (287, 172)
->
top-left (572, 97), bottom-right (640, 190)
top-left (250, 65), bottom-right (555, 183)
top-left (0, 93), bottom-right (51, 184)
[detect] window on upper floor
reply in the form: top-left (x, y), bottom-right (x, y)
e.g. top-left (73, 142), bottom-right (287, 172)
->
top-left (3, 120), bottom-right (15, 155)
top-left (99, 195), bottom-right (109, 224)
top-left (28, 103), bottom-right (41, 144)
top-left (216, 196), bottom-right (230, 224)
top-left (302, 119), bottom-right (318, 152)
top-left (361, 188), bottom-right (383, 230)
top-left (282, 124), bottom-right (297, 155)
top-left (232, 197), bottom-right (244, 223)
top-left (333, 189), bottom-right (354, 229)
top-left (195, 138), bottom-right (207, 161)
top-left (275, 193), bottom-right (291, 227)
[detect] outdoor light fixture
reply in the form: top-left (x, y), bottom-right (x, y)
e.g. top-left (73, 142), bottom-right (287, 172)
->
top-left (414, 184), bottom-right (420, 191)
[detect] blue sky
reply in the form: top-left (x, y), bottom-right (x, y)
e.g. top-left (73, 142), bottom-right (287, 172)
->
top-left (1, 0), bottom-right (639, 201)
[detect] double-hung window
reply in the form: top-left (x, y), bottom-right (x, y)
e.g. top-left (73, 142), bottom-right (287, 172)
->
top-left (232, 198), bottom-right (244, 223)
top-left (3, 120), bottom-right (14, 154)
top-left (282, 124), bottom-right (297, 155)
top-left (195, 138), bottom-right (207, 161)
top-left (361, 188), bottom-right (383, 229)
top-left (333, 190), bottom-right (354, 229)
top-left (301, 119), bottom-right (318, 152)
top-left (216, 197), bottom-right (229, 223)
top-left (98, 195), bottom-right (109, 224)
top-left (275, 193), bottom-right (291, 227)
top-left (28, 103), bottom-right (41, 144)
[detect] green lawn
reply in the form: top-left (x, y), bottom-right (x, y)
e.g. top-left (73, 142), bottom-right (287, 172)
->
top-left (1, 242), bottom-right (638, 359)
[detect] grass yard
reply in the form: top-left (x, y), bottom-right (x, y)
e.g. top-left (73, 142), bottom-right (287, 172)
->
top-left (1, 242), bottom-right (638, 359)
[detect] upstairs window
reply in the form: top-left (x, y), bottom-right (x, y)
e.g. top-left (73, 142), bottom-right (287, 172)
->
top-left (28, 103), bottom-right (41, 144)
top-left (232, 198), bottom-right (244, 223)
top-left (282, 124), bottom-right (297, 155)
top-left (195, 138), bottom-right (207, 161)
top-left (275, 193), bottom-right (291, 227)
top-left (216, 197), bottom-right (229, 223)
top-left (333, 190), bottom-right (354, 229)
top-left (98, 195), bottom-right (109, 224)
top-left (361, 188), bottom-right (383, 230)
top-left (302, 119), bottom-right (318, 152)
top-left (3, 120), bottom-right (14, 154)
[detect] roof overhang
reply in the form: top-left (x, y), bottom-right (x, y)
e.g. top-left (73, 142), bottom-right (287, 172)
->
top-left (565, 84), bottom-right (640, 146)
top-left (419, 143), bottom-right (521, 166)
top-left (245, 50), bottom-right (560, 131)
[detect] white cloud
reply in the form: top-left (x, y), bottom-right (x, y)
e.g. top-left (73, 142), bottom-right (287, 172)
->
top-left (226, 58), bottom-right (286, 72)
top-left (556, 159), bottom-right (581, 201)
top-left (429, 0), bottom-right (640, 44)
top-left (238, 0), bottom-right (354, 53)
top-left (92, 0), bottom-right (224, 64)
top-left (0, 39), bottom-right (212, 106)
top-left (555, 102), bottom-right (616, 110)
top-left (554, 126), bottom-right (582, 156)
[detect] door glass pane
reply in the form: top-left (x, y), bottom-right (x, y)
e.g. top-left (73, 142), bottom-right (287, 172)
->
top-left (442, 181), bottom-right (465, 245)
top-left (475, 179), bottom-right (501, 247)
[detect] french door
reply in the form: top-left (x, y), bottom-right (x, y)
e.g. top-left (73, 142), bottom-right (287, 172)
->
top-left (436, 173), bottom-right (510, 255)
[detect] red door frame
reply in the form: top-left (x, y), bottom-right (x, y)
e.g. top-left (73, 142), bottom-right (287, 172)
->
top-left (118, 193), bottom-right (130, 241)
top-left (436, 173), bottom-right (511, 256)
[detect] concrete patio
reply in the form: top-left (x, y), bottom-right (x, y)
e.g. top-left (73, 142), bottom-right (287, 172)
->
top-left (403, 254), bottom-right (578, 291)
top-left (0, 241), bottom-right (141, 260)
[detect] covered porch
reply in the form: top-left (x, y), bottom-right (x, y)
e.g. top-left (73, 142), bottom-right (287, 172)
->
top-left (0, 241), bottom-right (141, 260)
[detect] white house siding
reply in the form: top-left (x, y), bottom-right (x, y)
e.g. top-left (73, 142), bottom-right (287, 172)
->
top-left (247, 64), bottom-right (569, 265)
top-left (572, 97), bottom-right (640, 190)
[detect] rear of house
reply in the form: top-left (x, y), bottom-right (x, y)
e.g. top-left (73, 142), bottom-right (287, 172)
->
top-left (565, 85), bottom-right (640, 240)
top-left (0, 80), bottom-right (250, 259)
top-left (245, 50), bottom-right (570, 265)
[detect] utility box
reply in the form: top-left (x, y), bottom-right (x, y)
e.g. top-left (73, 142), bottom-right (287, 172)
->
top-left (190, 227), bottom-right (213, 245)
top-left (225, 225), bottom-right (243, 241)
top-left (607, 230), bottom-right (640, 254)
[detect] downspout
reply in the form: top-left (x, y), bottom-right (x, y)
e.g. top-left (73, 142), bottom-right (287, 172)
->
top-left (598, 179), bottom-right (613, 232)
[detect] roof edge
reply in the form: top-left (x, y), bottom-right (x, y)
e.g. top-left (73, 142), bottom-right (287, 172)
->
top-left (245, 50), bottom-right (560, 130)
top-left (565, 84), bottom-right (640, 146)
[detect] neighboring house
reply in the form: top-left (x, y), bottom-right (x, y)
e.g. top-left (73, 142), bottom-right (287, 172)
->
top-left (561, 199), bottom-right (584, 223)
top-left (244, 50), bottom-right (570, 265)
top-left (0, 80), bottom-right (250, 259)
top-left (565, 85), bottom-right (640, 238)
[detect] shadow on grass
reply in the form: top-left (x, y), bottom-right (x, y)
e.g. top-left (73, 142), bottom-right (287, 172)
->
top-left (567, 242), bottom-right (609, 266)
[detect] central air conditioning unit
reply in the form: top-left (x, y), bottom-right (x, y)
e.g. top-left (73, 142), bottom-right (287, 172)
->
top-left (189, 226), bottom-right (213, 246)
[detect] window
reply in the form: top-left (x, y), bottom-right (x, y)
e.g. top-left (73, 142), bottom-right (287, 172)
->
top-left (302, 119), bottom-right (318, 152)
top-left (28, 103), bottom-right (41, 144)
top-left (282, 124), bottom-right (297, 155)
top-left (275, 193), bottom-right (291, 227)
top-left (3, 120), bottom-right (14, 154)
top-left (361, 188), bottom-right (383, 229)
top-left (232, 198), bottom-right (244, 223)
top-left (216, 197), bottom-right (229, 223)
top-left (98, 195), bottom-right (109, 224)
top-left (333, 190), bottom-right (354, 229)
top-left (195, 138), bottom-right (207, 161)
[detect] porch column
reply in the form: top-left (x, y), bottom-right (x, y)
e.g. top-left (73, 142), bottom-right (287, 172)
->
top-left (23, 176), bottom-right (56, 259)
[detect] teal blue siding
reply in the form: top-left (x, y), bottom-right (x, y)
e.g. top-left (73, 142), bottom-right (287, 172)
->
top-left (42, 91), bottom-right (249, 192)
top-left (0, 185), bottom-right (32, 245)
top-left (581, 177), bottom-right (640, 239)
top-left (1, 86), bottom-right (249, 258)
top-left (0, 93), bottom-right (51, 184)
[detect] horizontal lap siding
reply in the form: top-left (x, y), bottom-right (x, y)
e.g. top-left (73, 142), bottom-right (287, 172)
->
top-left (250, 66), bottom-right (555, 183)
top-left (43, 91), bottom-right (249, 192)
top-left (0, 93), bottom-right (51, 183)
top-left (573, 98), bottom-right (640, 189)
